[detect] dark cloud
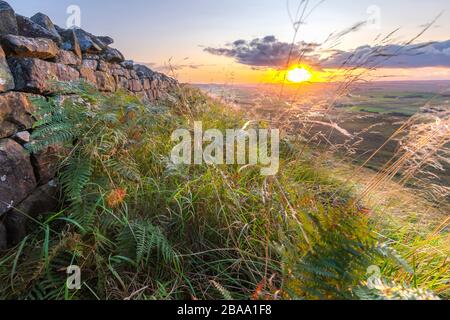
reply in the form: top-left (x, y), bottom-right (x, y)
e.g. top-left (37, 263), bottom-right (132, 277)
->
top-left (204, 36), bottom-right (320, 68)
top-left (205, 35), bottom-right (450, 70)
top-left (323, 40), bottom-right (450, 68)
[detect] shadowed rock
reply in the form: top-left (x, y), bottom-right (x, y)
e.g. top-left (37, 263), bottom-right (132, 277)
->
top-left (30, 12), bottom-right (61, 42)
top-left (101, 47), bottom-right (125, 63)
top-left (133, 64), bottom-right (156, 78)
top-left (0, 1), bottom-right (18, 36)
top-left (4, 182), bottom-right (60, 246)
top-left (31, 144), bottom-right (67, 184)
top-left (120, 60), bottom-right (134, 70)
top-left (97, 36), bottom-right (114, 46)
top-left (59, 29), bottom-right (82, 58)
top-left (134, 64), bottom-right (178, 88)
top-left (74, 28), bottom-right (104, 53)
top-left (0, 138), bottom-right (37, 216)
top-left (1, 35), bottom-right (59, 59)
top-left (54, 24), bottom-right (65, 33)
top-left (16, 14), bottom-right (61, 44)
top-left (0, 46), bottom-right (14, 92)
top-left (8, 57), bottom-right (80, 94)
top-left (83, 53), bottom-right (100, 60)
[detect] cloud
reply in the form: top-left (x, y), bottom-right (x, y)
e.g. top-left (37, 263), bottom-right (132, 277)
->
top-left (205, 35), bottom-right (450, 70)
top-left (323, 40), bottom-right (450, 68)
top-left (204, 36), bottom-right (320, 68)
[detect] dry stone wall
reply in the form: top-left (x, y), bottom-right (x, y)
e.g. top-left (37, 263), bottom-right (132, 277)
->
top-left (0, 1), bottom-right (178, 249)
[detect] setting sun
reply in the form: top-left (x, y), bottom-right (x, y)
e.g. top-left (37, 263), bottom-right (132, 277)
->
top-left (287, 67), bottom-right (313, 83)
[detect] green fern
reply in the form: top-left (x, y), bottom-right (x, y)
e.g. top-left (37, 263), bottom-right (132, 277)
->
top-left (59, 155), bottom-right (92, 203)
top-left (117, 220), bottom-right (179, 270)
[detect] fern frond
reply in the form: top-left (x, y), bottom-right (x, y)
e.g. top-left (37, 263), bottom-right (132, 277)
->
top-left (117, 220), bottom-right (179, 270)
top-left (60, 155), bottom-right (92, 202)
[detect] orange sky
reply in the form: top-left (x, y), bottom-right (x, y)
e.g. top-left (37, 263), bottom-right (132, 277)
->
top-left (170, 63), bottom-right (450, 84)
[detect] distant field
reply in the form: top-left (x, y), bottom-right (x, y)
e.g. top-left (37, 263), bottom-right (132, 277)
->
top-left (196, 81), bottom-right (450, 187)
top-left (341, 91), bottom-right (449, 116)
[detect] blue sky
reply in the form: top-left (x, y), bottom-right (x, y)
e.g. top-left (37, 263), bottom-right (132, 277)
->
top-left (7, 0), bottom-right (450, 83)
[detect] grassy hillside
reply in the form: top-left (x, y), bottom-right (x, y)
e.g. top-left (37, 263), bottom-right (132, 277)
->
top-left (0, 82), bottom-right (447, 300)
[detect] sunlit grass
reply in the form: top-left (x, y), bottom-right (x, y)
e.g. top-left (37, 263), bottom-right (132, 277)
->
top-left (0, 83), bottom-right (446, 300)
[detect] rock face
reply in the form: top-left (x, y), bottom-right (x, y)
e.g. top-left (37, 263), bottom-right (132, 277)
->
top-left (4, 182), bottom-right (60, 246)
top-left (95, 71), bottom-right (116, 92)
top-left (13, 131), bottom-right (30, 144)
top-left (97, 36), bottom-right (114, 46)
top-left (82, 58), bottom-right (98, 70)
top-left (16, 15), bottom-right (62, 44)
top-left (60, 29), bottom-right (82, 59)
top-left (31, 144), bottom-right (67, 184)
top-left (0, 1), bottom-right (178, 247)
top-left (121, 60), bottom-right (134, 70)
top-left (0, 92), bottom-right (35, 138)
top-left (79, 66), bottom-right (97, 84)
top-left (8, 57), bottom-right (80, 93)
top-left (1, 35), bottom-right (59, 59)
top-left (0, 46), bottom-right (15, 92)
top-left (74, 29), bottom-right (104, 53)
top-left (54, 49), bottom-right (82, 66)
top-left (0, 0), bottom-right (18, 36)
top-left (30, 13), bottom-right (61, 42)
top-left (101, 47), bottom-right (125, 63)
top-left (0, 139), bottom-right (37, 215)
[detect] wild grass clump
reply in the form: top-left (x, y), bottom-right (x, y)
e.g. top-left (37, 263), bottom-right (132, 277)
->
top-left (0, 82), bottom-right (442, 300)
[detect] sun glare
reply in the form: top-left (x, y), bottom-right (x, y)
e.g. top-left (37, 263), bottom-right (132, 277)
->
top-left (287, 67), bottom-right (312, 83)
